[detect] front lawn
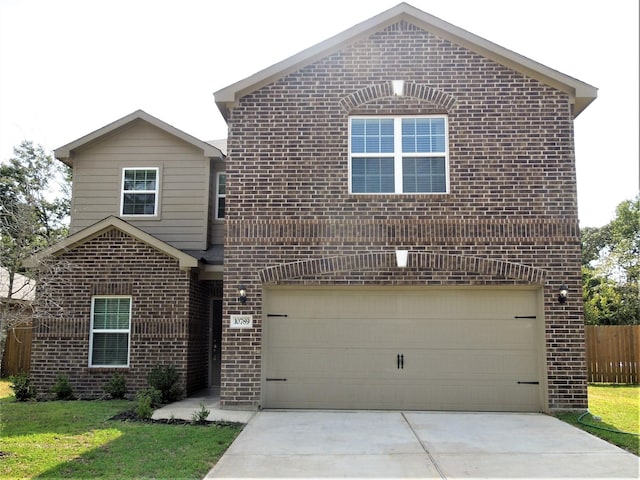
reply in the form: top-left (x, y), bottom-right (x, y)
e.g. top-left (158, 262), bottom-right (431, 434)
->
top-left (556, 384), bottom-right (639, 456)
top-left (0, 380), bottom-right (242, 479)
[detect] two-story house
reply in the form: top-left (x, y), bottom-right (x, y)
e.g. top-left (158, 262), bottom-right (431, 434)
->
top-left (29, 3), bottom-right (596, 412)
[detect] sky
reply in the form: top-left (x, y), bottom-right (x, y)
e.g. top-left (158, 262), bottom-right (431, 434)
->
top-left (0, 0), bottom-right (638, 228)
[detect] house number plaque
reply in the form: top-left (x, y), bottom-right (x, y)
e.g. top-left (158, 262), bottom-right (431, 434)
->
top-left (230, 315), bottom-right (253, 329)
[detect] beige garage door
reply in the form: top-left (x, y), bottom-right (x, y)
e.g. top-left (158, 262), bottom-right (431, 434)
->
top-left (263, 287), bottom-right (543, 411)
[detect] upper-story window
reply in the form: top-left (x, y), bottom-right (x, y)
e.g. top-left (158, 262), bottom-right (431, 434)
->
top-left (121, 168), bottom-right (159, 216)
top-left (349, 116), bottom-right (449, 194)
top-left (216, 173), bottom-right (226, 219)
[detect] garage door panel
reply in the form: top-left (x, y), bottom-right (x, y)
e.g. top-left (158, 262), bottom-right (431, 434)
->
top-left (264, 287), bottom-right (542, 411)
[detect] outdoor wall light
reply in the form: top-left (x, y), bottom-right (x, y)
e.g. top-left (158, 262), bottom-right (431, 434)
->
top-left (238, 285), bottom-right (247, 305)
top-left (392, 79), bottom-right (405, 96)
top-left (396, 250), bottom-right (409, 268)
top-left (558, 284), bottom-right (568, 304)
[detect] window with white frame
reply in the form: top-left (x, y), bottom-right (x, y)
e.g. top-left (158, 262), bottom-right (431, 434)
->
top-left (216, 173), bottom-right (226, 219)
top-left (89, 296), bottom-right (131, 367)
top-left (121, 168), bottom-right (159, 215)
top-left (349, 116), bottom-right (448, 194)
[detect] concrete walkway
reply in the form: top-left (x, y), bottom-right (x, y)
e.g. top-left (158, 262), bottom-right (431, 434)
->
top-left (205, 411), bottom-right (639, 479)
top-left (151, 388), bottom-right (255, 424)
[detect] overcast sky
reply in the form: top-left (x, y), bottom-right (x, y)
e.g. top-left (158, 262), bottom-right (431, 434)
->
top-left (1, 0), bottom-right (638, 228)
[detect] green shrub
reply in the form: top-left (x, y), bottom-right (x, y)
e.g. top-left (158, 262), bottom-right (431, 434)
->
top-left (103, 372), bottom-right (127, 399)
top-left (147, 364), bottom-right (183, 404)
top-left (191, 403), bottom-right (211, 424)
top-left (51, 374), bottom-right (74, 400)
top-left (135, 387), bottom-right (162, 419)
top-left (9, 372), bottom-right (36, 401)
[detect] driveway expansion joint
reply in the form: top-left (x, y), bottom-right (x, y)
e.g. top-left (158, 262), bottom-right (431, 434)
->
top-left (402, 412), bottom-right (447, 480)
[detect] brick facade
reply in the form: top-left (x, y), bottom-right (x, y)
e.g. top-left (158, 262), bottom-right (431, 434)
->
top-left (30, 228), bottom-right (212, 399)
top-left (222, 21), bottom-right (587, 411)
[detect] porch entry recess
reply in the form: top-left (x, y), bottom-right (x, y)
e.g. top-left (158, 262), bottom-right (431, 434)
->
top-left (263, 286), bottom-right (543, 411)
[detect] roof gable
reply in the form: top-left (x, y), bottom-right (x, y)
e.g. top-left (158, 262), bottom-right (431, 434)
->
top-left (25, 216), bottom-right (199, 270)
top-left (54, 110), bottom-right (223, 165)
top-left (215, 2), bottom-right (596, 119)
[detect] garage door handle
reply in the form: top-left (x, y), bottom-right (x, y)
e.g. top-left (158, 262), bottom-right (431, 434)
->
top-left (397, 354), bottom-right (404, 369)
top-left (517, 381), bottom-right (539, 385)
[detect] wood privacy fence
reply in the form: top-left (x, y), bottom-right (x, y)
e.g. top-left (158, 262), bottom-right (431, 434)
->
top-left (585, 325), bottom-right (640, 384)
top-left (1, 324), bottom-right (32, 377)
top-left (2, 323), bottom-right (638, 383)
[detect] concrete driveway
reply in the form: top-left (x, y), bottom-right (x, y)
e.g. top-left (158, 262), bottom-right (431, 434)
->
top-left (206, 411), bottom-right (638, 479)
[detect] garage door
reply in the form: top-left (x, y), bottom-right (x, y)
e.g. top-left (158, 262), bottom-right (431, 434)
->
top-left (263, 287), bottom-right (542, 411)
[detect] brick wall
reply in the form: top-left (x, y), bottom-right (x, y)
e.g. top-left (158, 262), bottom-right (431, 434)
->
top-left (222, 21), bottom-right (586, 410)
top-left (30, 228), bottom-right (210, 399)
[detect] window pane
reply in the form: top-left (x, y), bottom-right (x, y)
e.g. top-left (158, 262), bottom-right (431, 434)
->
top-left (351, 137), bottom-right (365, 153)
top-left (430, 118), bottom-right (445, 135)
top-left (92, 333), bottom-right (129, 366)
top-left (415, 118), bottom-right (431, 136)
top-left (352, 157), bottom-right (394, 193)
top-left (351, 119), bottom-right (365, 136)
top-left (123, 193), bottom-right (156, 215)
top-left (402, 118), bottom-right (446, 153)
top-left (352, 158), bottom-right (365, 175)
top-left (366, 136), bottom-right (380, 153)
top-left (402, 135), bottom-right (415, 153)
top-left (402, 157), bottom-right (446, 193)
top-left (431, 135), bottom-right (445, 152)
top-left (217, 197), bottom-right (225, 219)
top-left (351, 119), bottom-right (394, 154)
top-left (93, 298), bottom-right (130, 329)
top-left (218, 174), bottom-right (226, 195)
top-left (380, 119), bottom-right (394, 136)
top-left (124, 169), bottom-right (156, 191)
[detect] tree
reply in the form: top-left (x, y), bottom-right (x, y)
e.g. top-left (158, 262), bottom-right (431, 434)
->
top-left (0, 140), bottom-right (71, 372)
top-left (581, 194), bottom-right (640, 325)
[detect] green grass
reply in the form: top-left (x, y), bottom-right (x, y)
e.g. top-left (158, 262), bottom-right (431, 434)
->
top-left (556, 384), bottom-right (639, 456)
top-left (0, 379), bottom-right (11, 398)
top-left (0, 380), bottom-right (242, 479)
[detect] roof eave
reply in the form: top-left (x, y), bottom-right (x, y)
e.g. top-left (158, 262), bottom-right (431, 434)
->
top-left (24, 216), bottom-right (199, 271)
top-left (54, 110), bottom-right (224, 165)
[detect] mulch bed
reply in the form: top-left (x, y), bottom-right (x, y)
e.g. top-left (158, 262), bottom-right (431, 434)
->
top-left (109, 410), bottom-right (242, 427)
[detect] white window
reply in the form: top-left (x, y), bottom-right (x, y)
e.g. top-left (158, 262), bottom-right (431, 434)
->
top-left (216, 173), bottom-right (226, 219)
top-left (121, 168), bottom-right (159, 216)
top-left (349, 116), bottom-right (449, 194)
top-left (89, 296), bottom-right (131, 367)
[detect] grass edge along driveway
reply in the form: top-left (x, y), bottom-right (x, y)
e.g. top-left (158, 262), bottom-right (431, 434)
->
top-left (0, 389), bottom-right (242, 479)
top-left (554, 384), bottom-right (639, 456)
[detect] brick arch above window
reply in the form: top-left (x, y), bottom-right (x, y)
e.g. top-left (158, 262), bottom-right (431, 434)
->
top-left (259, 252), bottom-right (546, 284)
top-left (339, 82), bottom-right (457, 113)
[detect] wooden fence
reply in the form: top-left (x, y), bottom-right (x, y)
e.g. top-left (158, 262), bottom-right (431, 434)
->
top-left (2, 323), bottom-right (638, 383)
top-left (1, 324), bottom-right (32, 377)
top-left (585, 325), bottom-right (640, 384)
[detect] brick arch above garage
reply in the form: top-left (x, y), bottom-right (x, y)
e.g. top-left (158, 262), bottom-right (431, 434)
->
top-left (258, 252), bottom-right (547, 285)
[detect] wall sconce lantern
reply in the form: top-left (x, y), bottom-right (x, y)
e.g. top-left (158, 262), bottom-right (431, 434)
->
top-left (238, 285), bottom-right (247, 305)
top-left (558, 284), bottom-right (568, 304)
top-left (392, 79), bottom-right (405, 96)
top-left (396, 250), bottom-right (409, 268)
